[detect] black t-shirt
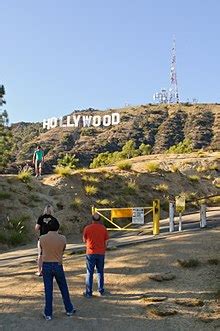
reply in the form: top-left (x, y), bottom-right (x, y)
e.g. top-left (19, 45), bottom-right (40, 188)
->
top-left (37, 214), bottom-right (57, 236)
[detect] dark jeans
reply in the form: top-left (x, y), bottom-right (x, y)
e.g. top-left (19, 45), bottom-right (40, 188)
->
top-left (86, 254), bottom-right (105, 296)
top-left (42, 262), bottom-right (73, 316)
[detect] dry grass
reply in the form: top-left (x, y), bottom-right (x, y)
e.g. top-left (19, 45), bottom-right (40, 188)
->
top-left (154, 183), bottom-right (169, 192)
top-left (145, 161), bottom-right (160, 173)
top-left (17, 168), bottom-right (33, 182)
top-left (81, 175), bottom-right (100, 183)
top-left (71, 197), bottom-right (83, 209)
top-left (85, 185), bottom-right (98, 196)
top-left (116, 161), bottom-right (132, 170)
top-left (188, 175), bottom-right (200, 182)
top-left (54, 166), bottom-right (72, 177)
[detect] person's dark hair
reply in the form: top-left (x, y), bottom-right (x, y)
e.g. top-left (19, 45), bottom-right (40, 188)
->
top-left (92, 213), bottom-right (101, 221)
top-left (48, 218), bottom-right (60, 231)
top-left (37, 145), bottom-right (41, 149)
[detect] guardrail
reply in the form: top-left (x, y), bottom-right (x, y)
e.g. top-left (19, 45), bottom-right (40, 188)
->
top-left (169, 194), bottom-right (220, 232)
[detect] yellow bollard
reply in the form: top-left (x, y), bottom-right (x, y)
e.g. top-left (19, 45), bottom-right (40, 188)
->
top-left (153, 199), bottom-right (160, 235)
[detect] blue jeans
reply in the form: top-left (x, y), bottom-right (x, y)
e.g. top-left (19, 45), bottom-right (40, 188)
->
top-left (42, 262), bottom-right (74, 316)
top-left (86, 254), bottom-right (105, 296)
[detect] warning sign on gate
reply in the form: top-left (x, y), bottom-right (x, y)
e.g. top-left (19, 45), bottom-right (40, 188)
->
top-left (132, 208), bottom-right (144, 224)
top-left (175, 195), bottom-right (186, 213)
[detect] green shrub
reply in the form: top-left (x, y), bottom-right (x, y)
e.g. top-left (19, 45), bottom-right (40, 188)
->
top-left (54, 166), bottom-right (72, 177)
top-left (90, 140), bottom-right (149, 168)
top-left (116, 161), bottom-right (132, 170)
top-left (166, 139), bottom-right (193, 154)
top-left (57, 153), bottom-right (79, 169)
top-left (85, 185), bottom-right (98, 196)
top-left (0, 215), bottom-right (29, 246)
top-left (138, 143), bottom-right (151, 155)
top-left (120, 140), bottom-right (139, 159)
top-left (145, 162), bottom-right (160, 173)
top-left (0, 191), bottom-right (11, 199)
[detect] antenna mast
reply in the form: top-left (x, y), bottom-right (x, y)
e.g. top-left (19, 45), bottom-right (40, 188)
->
top-left (169, 38), bottom-right (179, 103)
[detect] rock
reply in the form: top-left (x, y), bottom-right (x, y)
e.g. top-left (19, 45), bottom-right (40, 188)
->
top-left (141, 294), bottom-right (167, 302)
top-left (175, 298), bottom-right (204, 307)
top-left (149, 306), bottom-right (178, 317)
top-left (148, 274), bottom-right (163, 282)
top-left (148, 272), bottom-right (176, 282)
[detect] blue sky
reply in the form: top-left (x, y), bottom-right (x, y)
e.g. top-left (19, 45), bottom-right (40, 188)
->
top-left (0, 0), bottom-right (219, 123)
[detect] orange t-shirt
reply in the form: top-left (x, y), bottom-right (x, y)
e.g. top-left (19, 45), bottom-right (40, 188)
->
top-left (83, 223), bottom-right (109, 255)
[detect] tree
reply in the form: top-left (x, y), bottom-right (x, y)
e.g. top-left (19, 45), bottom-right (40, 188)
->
top-left (121, 140), bottom-right (139, 159)
top-left (0, 85), bottom-right (12, 170)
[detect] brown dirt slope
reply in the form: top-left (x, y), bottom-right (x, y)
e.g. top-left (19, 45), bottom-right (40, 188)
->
top-left (0, 227), bottom-right (219, 330)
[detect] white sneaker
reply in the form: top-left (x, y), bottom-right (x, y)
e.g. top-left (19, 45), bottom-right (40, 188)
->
top-left (43, 314), bottom-right (52, 321)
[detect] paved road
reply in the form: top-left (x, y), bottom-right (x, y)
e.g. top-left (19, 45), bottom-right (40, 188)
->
top-left (0, 209), bottom-right (219, 268)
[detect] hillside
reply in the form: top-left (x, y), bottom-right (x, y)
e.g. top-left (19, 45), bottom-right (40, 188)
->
top-left (5, 103), bottom-right (220, 173)
top-left (0, 152), bottom-right (219, 249)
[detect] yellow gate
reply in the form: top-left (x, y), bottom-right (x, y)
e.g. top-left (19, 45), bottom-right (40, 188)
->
top-left (92, 199), bottom-right (160, 235)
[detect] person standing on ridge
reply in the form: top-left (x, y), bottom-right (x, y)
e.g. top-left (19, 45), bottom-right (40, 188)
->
top-left (83, 213), bottom-right (109, 298)
top-left (33, 145), bottom-right (44, 178)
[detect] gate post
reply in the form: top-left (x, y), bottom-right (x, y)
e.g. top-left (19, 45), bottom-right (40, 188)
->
top-left (153, 199), bottom-right (160, 235)
top-left (200, 204), bottom-right (207, 228)
top-left (178, 212), bottom-right (182, 231)
top-left (169, 201), bottom-right (175, 232)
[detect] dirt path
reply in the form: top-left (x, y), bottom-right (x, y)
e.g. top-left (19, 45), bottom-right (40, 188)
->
top-left (0, 228), bottom-right (219, 331)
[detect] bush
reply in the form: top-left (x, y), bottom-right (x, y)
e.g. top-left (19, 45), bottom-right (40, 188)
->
top-left (116, 161), bottom-right (132, 170)
top-left (90, 140), bottom-right (149, 168)
top-left (57, 154), bottom-right (79, 169)
top-left (138, 143), bottom-right (151, 155)
top-left (0, 215), bottom-right (29, 246)
top-left (166, 139), bottom-right (193, 154)
top-left (85, 185), bottom-right (98, 196)
top-left (54, 166), bottom-right (72, 177)
top-left (145, 162), bottom-right (160, 173)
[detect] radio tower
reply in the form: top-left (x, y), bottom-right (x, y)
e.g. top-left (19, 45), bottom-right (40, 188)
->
top-left (169, 38), bottom-right (179, 103)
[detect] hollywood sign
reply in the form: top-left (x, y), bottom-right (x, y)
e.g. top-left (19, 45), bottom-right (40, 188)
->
top-left (43, 112), bottom-right (120, 130)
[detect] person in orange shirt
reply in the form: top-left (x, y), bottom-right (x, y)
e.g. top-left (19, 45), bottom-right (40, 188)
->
top-left (83, 213), bottom-right (109, 298)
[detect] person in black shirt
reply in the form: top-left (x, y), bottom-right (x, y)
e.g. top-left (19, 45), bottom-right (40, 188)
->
top-left (35, 205), bottom-right (57, 276)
